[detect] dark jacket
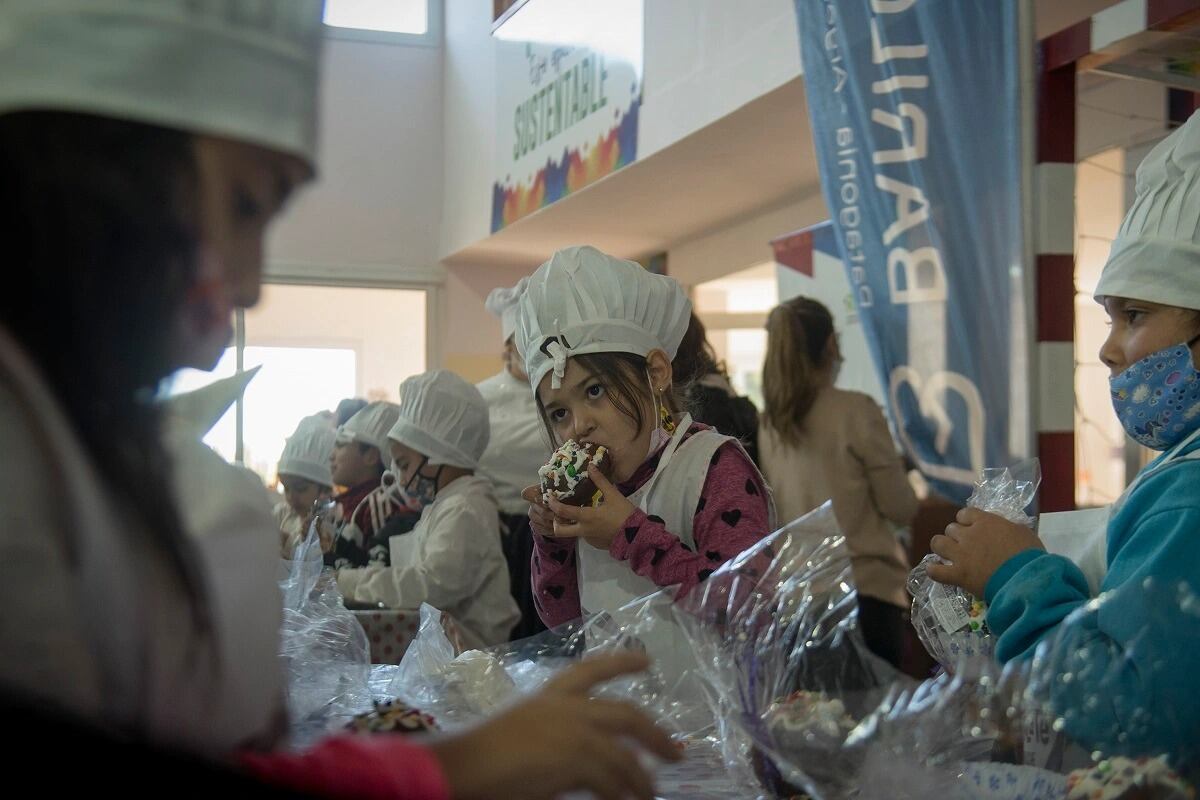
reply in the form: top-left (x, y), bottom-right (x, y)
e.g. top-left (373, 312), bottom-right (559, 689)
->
top-left (685, 380), bottom-right (761, 466)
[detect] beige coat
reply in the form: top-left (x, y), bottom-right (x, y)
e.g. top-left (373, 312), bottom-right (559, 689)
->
top-left (758, 386), bottom-right (917, 608)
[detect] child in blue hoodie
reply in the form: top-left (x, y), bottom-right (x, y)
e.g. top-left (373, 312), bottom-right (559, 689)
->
top-left (928, 112), bottom-right (1200, 768)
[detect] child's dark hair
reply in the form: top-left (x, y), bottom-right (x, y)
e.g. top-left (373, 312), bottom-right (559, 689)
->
top-left (0, 111), bottom-right (210, 631)
top-left (534, 350), bottom-right (682, 446)
top-left (672, 313), bottom-right (728, 387)
top-left (335, 397), bottom-right (369, 426)
top-left (672, 312), bottom-right (731, 418)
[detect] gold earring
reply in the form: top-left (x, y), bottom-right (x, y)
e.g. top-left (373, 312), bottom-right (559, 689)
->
top-left (659, 396), bottom-right (676, 433)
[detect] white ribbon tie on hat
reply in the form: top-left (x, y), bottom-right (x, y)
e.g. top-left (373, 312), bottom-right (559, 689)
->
top-left (548, 319), bottom-right (569, 388)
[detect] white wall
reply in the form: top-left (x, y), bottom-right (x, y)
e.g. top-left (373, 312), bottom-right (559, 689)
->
top-left (667, 191), bottom-right (828, 290)
top-left (267, 35), bottom-right (445, 275)
top-left (441, 261), bottom-right (535, 383)
top-left (1076, 77), bottom-right (1166, 161)
top-left (1073, 148), bottom-right (1129, 506)
top-left (439, 0), bottom-right (803, 260)
top-left (285, 0), bottom-right (1099, 271)
top-left (245, 284), bottom-right (427, 402)
top-left (639, 0), bottom-right (800, 160)
top-left (440, 0), bottom-right (496, 263)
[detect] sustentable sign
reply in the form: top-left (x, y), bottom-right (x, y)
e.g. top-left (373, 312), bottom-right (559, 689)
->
top-left (492, 1), bottom-right (644, 232)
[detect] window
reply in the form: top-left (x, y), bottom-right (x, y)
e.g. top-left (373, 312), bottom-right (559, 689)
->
top-left (324, 0), bottom-right (428, 34)
top-left (172, 346), bottom-right (358, 480)
top-left (166, 284), bottom-right (427, 486)
top-left (693, 264), bottom-right (778, 409)
top-left (322, 0), bottom-right (439, 45)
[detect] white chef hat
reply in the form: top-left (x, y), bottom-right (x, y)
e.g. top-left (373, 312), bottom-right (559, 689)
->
top-left (166, 366), bottom-right (260, 439)
top-left (484, 276), bottom-right (531, 342)
top-left (0, 0), bottom-right (324, 170)
top-left (337, 401), bottom-right (400, 462)
top-left (388, 370), bottom-right (490, 470)
top-left (514, 245), bottom-right (692, 392)
top-left (1095, 110), bottom-right (1200, 311)
top-left (278, 414), bottom-right (336, 487)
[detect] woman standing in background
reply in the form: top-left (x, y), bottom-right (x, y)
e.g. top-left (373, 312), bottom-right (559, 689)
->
top-left (758, 297), bottom-right (917, 667)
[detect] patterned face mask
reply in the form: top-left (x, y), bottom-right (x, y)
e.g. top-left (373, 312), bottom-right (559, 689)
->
top-left (385, 456), bottom-right (442, 513)
top-left (1110, 335), bottom-right (1200, 451)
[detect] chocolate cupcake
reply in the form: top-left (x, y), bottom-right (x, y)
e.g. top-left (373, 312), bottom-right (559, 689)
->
top-left (539, 440), bottom-right (613, 507)
top-left (752, 690), bottom-right (859, 798)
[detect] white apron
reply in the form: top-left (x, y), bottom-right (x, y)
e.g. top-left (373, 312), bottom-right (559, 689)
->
top-left (578, 415), bottom-right (777, 682)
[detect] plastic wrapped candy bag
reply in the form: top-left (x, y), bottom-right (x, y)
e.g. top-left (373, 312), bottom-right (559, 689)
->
top-left (672, 498), bottom-right (1200, 800)
top-left (387, 593), bottom-right (711, 740)
top-left (579, 590), bottom-right (718, 740)
top-left (387, 604), bottom-right (513, 730)
top-left (278, 515), bottom-right (372, 748)
top-left (839, 575), bottom-right (1200, 800)
top-left (914, 577), bottom-right (1200, 799)
top-left (843, 665), bottom-right (1060, 799)
top-left (909, 460), bottom-right (1041, 671)
top-left (673, 502), bottom-right (896, 797)
top-left (673, 502), bottom-right (1005, 800)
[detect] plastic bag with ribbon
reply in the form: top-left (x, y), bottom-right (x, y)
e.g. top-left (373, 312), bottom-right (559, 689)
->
top-left (385, 591), bottom-right (711, 740)
top-left (674, 499), bottom-right (1199, 797)
top-left (843, 569), bottom-right (1200, 798)
top-left (908, 460), bottom-right (1041, 670)
top-left (278, 512), bottom-right (372, 748)
top-left (672, 502), bottom-right (1013, 799)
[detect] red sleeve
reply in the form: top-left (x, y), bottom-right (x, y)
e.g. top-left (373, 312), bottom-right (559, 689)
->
top-left (239, 735), bottom-right (450, 800)
top-left (608, 441), bottom-right (771, 598)
top-left (531, 533), bottom-right (582, 627)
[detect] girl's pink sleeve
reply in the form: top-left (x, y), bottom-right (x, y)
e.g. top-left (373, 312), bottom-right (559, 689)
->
top-left (608, 442), bottom-right (771, 597)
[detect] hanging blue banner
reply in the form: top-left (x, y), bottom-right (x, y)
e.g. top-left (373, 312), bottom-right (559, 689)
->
top-left (793, 0), bottom-right (1027, 502)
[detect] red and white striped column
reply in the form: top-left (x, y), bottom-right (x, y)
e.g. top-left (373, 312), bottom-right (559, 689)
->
top-left (1032, 0), bottom-right (1200, 510)
top-left (1034, 30), bottom-right (1084, 512)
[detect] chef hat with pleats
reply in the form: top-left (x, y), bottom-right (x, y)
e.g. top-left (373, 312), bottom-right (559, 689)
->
top-left (485, 277), bottom-right (530, 342)
top-left (278, 414), bottom-right (336, 487)
top-left (388, 370), bottom-right (490, 469)
top-left (0, 0), bottom-right (324, 171)
top-left (514, 246), bottom-right (692, 393)
top-left (1096, 110), bottom-right (1200, 311)
top-left (337, 401), bottom-right (401, 460)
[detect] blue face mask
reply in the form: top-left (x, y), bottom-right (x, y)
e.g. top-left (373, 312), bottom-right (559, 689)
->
top-left (1110, 336), bottom-right (1200, 451)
